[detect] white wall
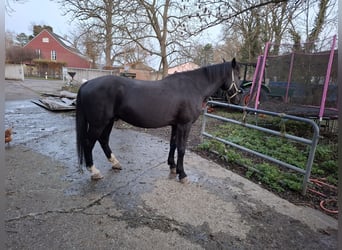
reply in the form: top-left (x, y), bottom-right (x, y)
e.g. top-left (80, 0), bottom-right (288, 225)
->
top-left (63, 67), bottom-right (118, 84)
top-left (5, 64), bottom-right (24, 81)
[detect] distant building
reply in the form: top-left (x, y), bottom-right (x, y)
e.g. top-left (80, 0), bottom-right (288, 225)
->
top-left (122, 61), bottom-right (156, 80)
top-left (24, 29), bottom-right (91, 78)
top-left (168, 62), bottom-right (200, 75)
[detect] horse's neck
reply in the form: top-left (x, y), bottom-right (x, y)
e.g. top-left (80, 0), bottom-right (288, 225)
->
top-left (193, 71), bottom-right (223, 98)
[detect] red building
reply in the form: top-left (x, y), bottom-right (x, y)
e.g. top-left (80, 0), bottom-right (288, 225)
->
top-left (24, 29), bottom-right (91, 78)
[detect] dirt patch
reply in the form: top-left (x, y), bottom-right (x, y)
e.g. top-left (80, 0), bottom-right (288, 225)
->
top-left (5, 142), bottom-right (338, 249)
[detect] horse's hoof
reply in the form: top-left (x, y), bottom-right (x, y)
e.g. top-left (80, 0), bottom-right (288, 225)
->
top-left (91, 173), bottom-right (104, 180)
top-left (112, 163), bottom-right (122, 170)
top-left (168, 168), bottom-right (177, 179)
top-left (168, 173), bottom-right (177, 179)
top-left (179, 177), bottom-right (189, 184)
top-left (109, 154), bottom-right (121, 169)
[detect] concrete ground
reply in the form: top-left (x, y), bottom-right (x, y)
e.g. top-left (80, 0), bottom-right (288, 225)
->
top-left (4, 79), bottom-right (337, 249)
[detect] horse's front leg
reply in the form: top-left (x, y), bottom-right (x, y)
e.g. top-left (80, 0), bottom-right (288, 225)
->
top-left (175, 123), bottom-right (192, 183)
top-left (168, 125), bottom-right (177, 175)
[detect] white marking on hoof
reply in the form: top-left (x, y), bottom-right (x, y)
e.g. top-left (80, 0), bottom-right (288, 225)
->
top-left (180, 177), bottom-right (189, 184)
top-left (109, 153), bottom-right (122, 170)
top-left (170, 168), bottom-right (177, 174)
top-left (88, 165), bottom-right (103, 180)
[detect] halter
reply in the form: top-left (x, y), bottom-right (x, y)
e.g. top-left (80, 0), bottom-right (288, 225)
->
top-left (226, 69), bottom-right (241, 100)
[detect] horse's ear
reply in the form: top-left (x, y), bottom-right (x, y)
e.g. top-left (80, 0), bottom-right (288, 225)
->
top-left (232, 58), bottom-right (236, 68)
top-left (222, 58), bottom-right (226, 62)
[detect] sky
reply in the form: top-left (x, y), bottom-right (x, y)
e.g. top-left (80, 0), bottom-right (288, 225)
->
top-left (5, 0), bottom-right (73, 36)
top-left (5, 0), bottom-right (221, 41)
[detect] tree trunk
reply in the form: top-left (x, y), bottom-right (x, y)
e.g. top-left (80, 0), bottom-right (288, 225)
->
top-left (104, 0), bottom-right (114, 67)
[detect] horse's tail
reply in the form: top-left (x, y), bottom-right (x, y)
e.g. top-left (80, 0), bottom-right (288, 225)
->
top-left (76, 87), bottom-right (86, 173)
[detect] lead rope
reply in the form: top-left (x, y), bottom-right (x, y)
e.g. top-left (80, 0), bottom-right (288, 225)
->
top-left (227, 70), bottom-right (240, 100)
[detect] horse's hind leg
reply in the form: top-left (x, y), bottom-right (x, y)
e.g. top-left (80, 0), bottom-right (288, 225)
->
top-left (98, 119), bottom-right (121, 170)
top-left (167, 125), bottom-right (177, 175)
top-left (84, 126), bottom-right (104, 180)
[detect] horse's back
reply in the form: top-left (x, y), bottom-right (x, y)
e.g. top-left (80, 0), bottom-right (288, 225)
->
top-left (80, 75), bottom-right (120, 93)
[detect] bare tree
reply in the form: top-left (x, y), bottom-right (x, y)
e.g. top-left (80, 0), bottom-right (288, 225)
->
top-left (82, 30), bottom-right (102, 68)
top-left (218, 0), bottom-right (336, 61)
top-left (55, 0), bottom-right (290, 74)
top-left (178, 0), bottom-right (289, 35)
top-left (124, 0), bottom-right (289, 76)
top-left (5, 31), bottom-right (16, 48)
top-left (56, 0), bottom-right (128, 67)
top-left (277, 0), bottom-right (337, 52)
top-left (32, 25), bottom-right (53, 36)
top-left (5, 0), bottom-right (27, 13)
top-left (213, 32), bottom-right (242, 62)
top-left (6, 46), bottom-right (37, 64)
top-left (178, 42), bottom-right (215, 67)
top-left (304, 0), bottom-right (335, 52)
top-left (218, 1), bottom-right (302, 61)
top-left (16, 33), bottom-right (29, 46)
top-left (116, 0), bottom-right (193, 76)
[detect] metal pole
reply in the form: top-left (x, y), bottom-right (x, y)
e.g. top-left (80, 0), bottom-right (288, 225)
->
top-left (301, 121), bottom-right (320, 195)
top-left (200, 105), bottom-right (208, 143)
top-left (285, 52), bottom-right (295, 103)
top-left (319, 35), bottom-right (337, 121)
top-left (249, 56), bottom-right (262, 101)
top-left (254, 42), bottom-right (270, 109)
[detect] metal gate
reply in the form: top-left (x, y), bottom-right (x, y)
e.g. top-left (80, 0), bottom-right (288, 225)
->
top-left (201, 101), bottom-right (320, 195)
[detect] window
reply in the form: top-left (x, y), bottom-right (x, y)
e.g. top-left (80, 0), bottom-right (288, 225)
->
top-left (36, 49), bottom-right (41, 59)
top-left (51, 50), bottom-right (57, 60)
top-left (42, 37), bottom-right (49, 43)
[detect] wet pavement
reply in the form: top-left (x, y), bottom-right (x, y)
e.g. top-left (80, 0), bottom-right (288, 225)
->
top-left (4, 80), bottom-right (338, 249)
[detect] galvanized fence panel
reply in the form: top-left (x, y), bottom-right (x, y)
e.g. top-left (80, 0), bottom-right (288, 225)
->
top-left (201, 101), bottom-right (320, 195)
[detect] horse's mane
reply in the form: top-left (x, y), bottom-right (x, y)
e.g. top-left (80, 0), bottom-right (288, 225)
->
top-left (202, 62), bottom-right (232, 82)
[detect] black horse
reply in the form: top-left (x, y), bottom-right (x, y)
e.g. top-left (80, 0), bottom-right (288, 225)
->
top-left (76, 58), bottom-right (241, 182)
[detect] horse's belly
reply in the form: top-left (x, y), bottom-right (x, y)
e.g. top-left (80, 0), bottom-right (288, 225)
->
top-left (121, 115), bottom-right (171, 129)
top-left (118, 105), bottom-right (174, 129)
top-left (118, 94), bottom-right (201, 128)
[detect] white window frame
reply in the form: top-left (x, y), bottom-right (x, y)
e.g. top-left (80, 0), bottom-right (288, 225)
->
top-left (51, 50), bottom-right (57, 61)
top-left (36, 49), bottom-right (41, 59)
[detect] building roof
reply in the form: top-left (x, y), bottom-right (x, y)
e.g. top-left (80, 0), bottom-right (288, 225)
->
top-left (126, 61), bottom-right (154, 71)
top-left (168, 62), bottom-right (200, 74)
top-left (25, 29), bottom-right (91, 62)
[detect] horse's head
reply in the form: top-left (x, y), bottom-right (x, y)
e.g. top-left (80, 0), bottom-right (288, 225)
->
top-left (222, 58), bottom-right (242, 105)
